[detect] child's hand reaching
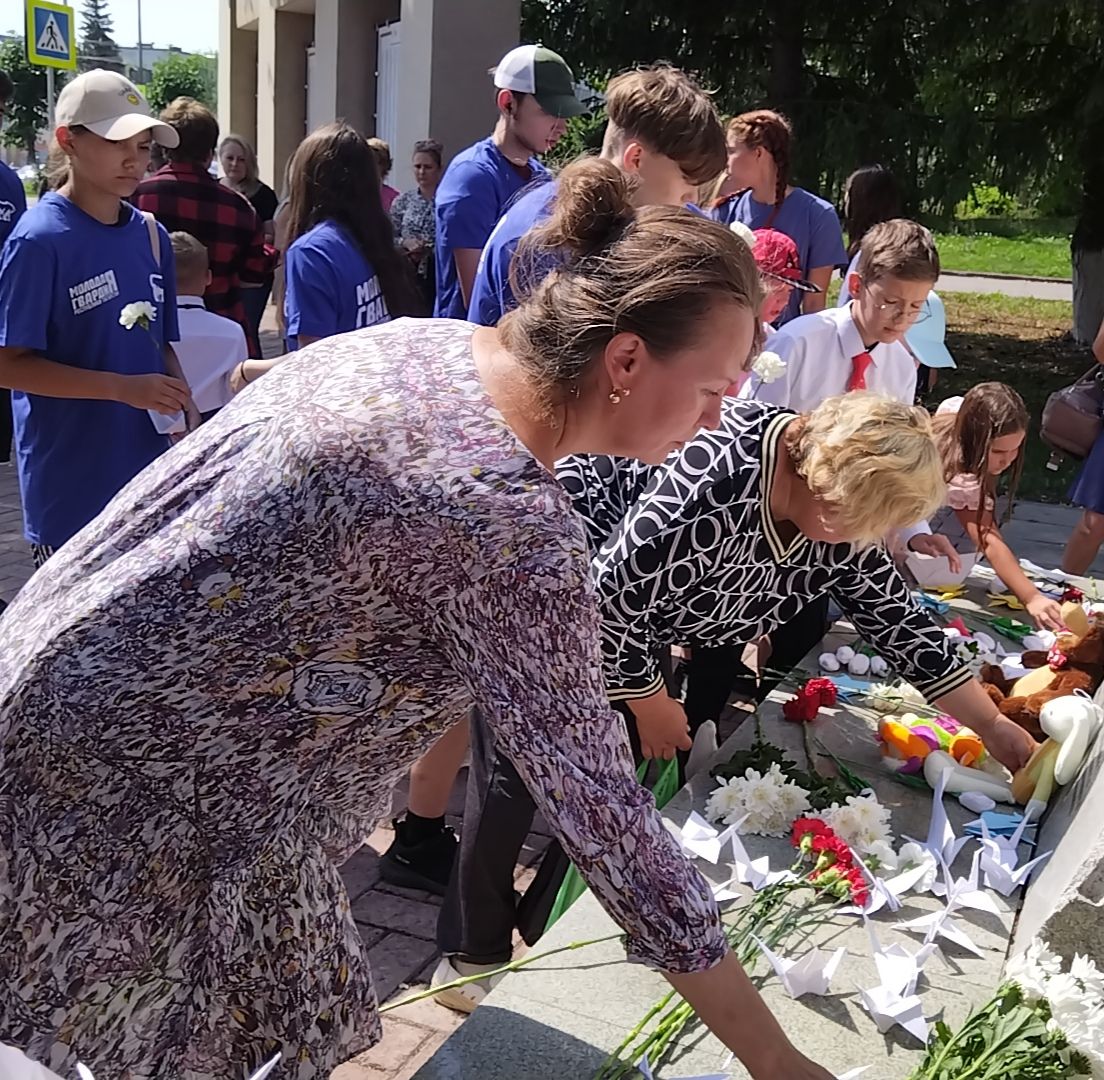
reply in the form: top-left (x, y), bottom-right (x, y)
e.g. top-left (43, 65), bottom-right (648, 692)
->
top-left (1026, 592), bottom-right (1065, 631)
top-left (908, 532), bottom-right (963, 575)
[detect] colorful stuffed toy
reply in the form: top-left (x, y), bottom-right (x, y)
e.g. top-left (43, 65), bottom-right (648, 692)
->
top-left (878, 711), bottom-right (988, 775)
top-left (979, 602), bottom-right (1104, 740)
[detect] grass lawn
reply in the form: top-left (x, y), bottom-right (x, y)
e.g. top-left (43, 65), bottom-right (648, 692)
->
top-left (936, 292), bottom-right (1085, 503)
top-left (932, 232), bottom-right (1070, 279)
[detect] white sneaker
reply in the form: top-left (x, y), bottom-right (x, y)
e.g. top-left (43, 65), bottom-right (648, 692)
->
top-left (430, 956), bottom-right (506, 1014)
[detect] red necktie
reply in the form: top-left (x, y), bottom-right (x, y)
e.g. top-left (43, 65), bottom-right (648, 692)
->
top-left (848, 351), bottom-right (873, 391)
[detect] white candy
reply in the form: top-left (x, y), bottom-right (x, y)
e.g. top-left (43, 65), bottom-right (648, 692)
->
top-left (819, 652), bottom-right (841, 672)
top-left (836, 645), bottom-right (856, 663)
top-left (942, 626), bottom-right (963, 640)
top-left (958, 791), bottom-right (996, 814)
top-left (869, 656), bottom-right (889, 677)
top-left (848, 654), bottom-right (871, 676)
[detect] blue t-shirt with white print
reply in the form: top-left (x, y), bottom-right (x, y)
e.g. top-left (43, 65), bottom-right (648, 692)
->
top-left (284, 219), bottom-right (389, 349)
top-left (0, 165), bottom-right (27, 246)
top-left (434, 137), bottom-right (550, 319)
top-left (0, 192), bottom-right (179, 549)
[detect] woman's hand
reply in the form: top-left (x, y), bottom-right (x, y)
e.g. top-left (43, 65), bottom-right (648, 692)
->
top-left (908, 532), bottom-right (963, 575)
top-left (934, 680), bottom-right (1039, 772)
top-left (628, 692), bottom-right (692, 760)
top-left (1026, 592), bottom-right (1065, 631)
top-left (975, 712), bottom-right (1039, 773)
top-left (665, 953), bottom-right (834, 1080)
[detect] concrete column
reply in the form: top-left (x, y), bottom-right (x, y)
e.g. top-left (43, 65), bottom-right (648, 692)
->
top-left (256, 4), bottom-right (313, 192)
top-left (313, 0), bottom-right (391, 137)
top-left (393, 0), bottom-right (519, 192)
top-left (217, 0), bottom-right (258, 149)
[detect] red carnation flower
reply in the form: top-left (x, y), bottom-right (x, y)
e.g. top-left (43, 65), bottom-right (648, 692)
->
top-left (782, 687), bottom-right (821, 723)
top-left (1062, 587), bottom-right (1084, 604)
top-left (843, 865), bottom-right (870, 908)
top-left (803, 677), bottom-right (838, 708)
top-left (811, 833), bottom-right (854, 870)
top-left (790, 816), bottom-right (831, 851)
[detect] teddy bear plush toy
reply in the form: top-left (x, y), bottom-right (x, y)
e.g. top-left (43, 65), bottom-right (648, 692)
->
top-left (979, 601), bottom-right (1104, 740)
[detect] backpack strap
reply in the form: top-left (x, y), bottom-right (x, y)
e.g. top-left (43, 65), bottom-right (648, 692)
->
top-left (141, 210), bottom-right (161, 265)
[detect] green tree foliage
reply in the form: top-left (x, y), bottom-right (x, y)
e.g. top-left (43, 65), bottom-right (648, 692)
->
top-left (79, 0), bottom-right (123, 73)
top-left (522, 0), bottom-right (1104, 332)
top-left (521, 1), bottom-right (1101, 220)
top-left (146, 53), bottom-right (216, 115)
top-left (0, 37), bottom-right (64, 159)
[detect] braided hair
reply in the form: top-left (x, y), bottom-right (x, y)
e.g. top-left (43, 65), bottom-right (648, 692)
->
top-left (727, 110), bottom-right (793, 227)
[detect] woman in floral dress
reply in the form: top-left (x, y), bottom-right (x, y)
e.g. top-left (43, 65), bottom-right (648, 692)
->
top-left (0, 160), bottom-right (834, 1080)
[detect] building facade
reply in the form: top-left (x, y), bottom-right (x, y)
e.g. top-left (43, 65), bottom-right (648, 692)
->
top-left (218, 0), bottom-right (521, 194)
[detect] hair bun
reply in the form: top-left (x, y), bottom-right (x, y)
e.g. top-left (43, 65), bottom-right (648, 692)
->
top-left (543, 156), bottom-right (637, 260)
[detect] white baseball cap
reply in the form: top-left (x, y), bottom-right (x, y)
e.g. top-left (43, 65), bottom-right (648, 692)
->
top-left (492, 45), bottom-right (587, 119)
top-left (55, 69), bottom-right (179, 147)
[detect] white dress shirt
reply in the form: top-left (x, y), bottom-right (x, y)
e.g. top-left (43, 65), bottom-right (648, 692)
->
top-left (742, 302), bottom-right (917, 411)
top-left (174, 296), bottom-right (249, 414)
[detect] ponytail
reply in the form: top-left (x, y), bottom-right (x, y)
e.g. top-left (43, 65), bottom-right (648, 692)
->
top-left (727, 110), bottom-right (793, 227)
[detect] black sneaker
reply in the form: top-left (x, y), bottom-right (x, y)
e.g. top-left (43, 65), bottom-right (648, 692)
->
top-left (380, 818), bottom-right (459, 896)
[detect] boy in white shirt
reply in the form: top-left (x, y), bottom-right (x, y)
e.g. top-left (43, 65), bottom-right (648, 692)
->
top-left (171, 231), bottom-right (249, 422)
top-left (743, 218), bottom-right (939, 410)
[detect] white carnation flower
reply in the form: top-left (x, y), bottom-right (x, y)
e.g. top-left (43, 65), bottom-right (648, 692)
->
top-left (814, 792), bottom-right (894, 856)
top-left (705, 777), bottom-right (745, 825)
top-left (1006, 939), bottom-right (1063, 1003)
top-left (751, 350), bottom-right (786, 384)
top-left (729, 220), bottom-right (755, 248)
top-left (865, 839), bottom-right (899, 871)
top-left (1072, 954), bottom-right (1104, 1001)
top-left (119, 300), bottom-right (156, 330)
top-left (706, 765), bottom-right (809, 836)
top-left (895, 841), bottom-right (938, 892)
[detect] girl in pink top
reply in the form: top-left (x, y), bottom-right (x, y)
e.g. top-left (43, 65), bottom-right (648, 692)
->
top-left (929, 383), bottom-right (1064, 630)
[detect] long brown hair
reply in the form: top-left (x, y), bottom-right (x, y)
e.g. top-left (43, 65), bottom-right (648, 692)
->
top-left (727, 109), bottom-right (792, 227)
top-left (932, 382), bottom-right (1029, 538)
top-left (501, 156), bottom-right (764, 412)
top-left (285, 122), bottom-right (423, 317)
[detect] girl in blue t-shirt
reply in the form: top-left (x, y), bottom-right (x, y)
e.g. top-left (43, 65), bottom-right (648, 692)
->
top-left (711, 110), bottom-right (846, 325)
top-left (283, 123), bottom-right (423, 351)
top-left (0, 69), bottom-right (197, 562)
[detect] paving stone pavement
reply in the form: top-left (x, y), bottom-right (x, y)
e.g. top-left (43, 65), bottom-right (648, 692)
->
top-left (3, 303), bottom-right (1104, 1075)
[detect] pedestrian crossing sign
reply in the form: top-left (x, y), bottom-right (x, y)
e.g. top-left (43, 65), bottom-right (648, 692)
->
top-left (26, 0), bottom-right (76, 70)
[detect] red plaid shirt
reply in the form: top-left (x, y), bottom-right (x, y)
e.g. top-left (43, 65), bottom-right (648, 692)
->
top-left (134, 162), bottom-right (276, 356)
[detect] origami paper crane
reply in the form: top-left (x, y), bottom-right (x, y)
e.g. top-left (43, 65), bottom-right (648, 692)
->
top-left (977, 817), bottom-right (1053, 896)
top-left (753, 937), bottom-right (847, 999)
top-left (856, 925), bottom-right (935, 1043)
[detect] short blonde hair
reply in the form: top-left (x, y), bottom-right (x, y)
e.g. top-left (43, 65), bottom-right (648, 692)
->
top-left (787, 393), bottom-right (945, 545)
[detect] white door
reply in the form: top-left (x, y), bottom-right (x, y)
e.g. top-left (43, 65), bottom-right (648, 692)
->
top-left (375, 21), bottom-right (401, 148)
top-left (305, 45), bottom-right (328, 136)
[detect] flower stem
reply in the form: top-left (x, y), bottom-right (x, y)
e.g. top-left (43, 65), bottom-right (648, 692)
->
top-left (381, 933), bottom-right (622, 1014)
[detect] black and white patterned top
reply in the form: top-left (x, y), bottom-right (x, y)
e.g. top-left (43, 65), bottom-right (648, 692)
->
top-left (557, 399), bottom-right (972, 703)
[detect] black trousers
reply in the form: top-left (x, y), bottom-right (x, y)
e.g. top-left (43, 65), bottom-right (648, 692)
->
top-left (682, 595), bottom-right (831, 721)
top-left (436, 701), bottom-right (645, 963)
top-left (436, 602), bottom-right (830, 962)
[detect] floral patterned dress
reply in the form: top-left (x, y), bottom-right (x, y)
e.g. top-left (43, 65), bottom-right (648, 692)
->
top-left (0, 319), bottom-right (724, 1079)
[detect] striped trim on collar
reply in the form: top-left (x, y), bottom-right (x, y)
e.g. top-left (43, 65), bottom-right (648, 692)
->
top-left (759, 411), bottom-right (809, 563)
